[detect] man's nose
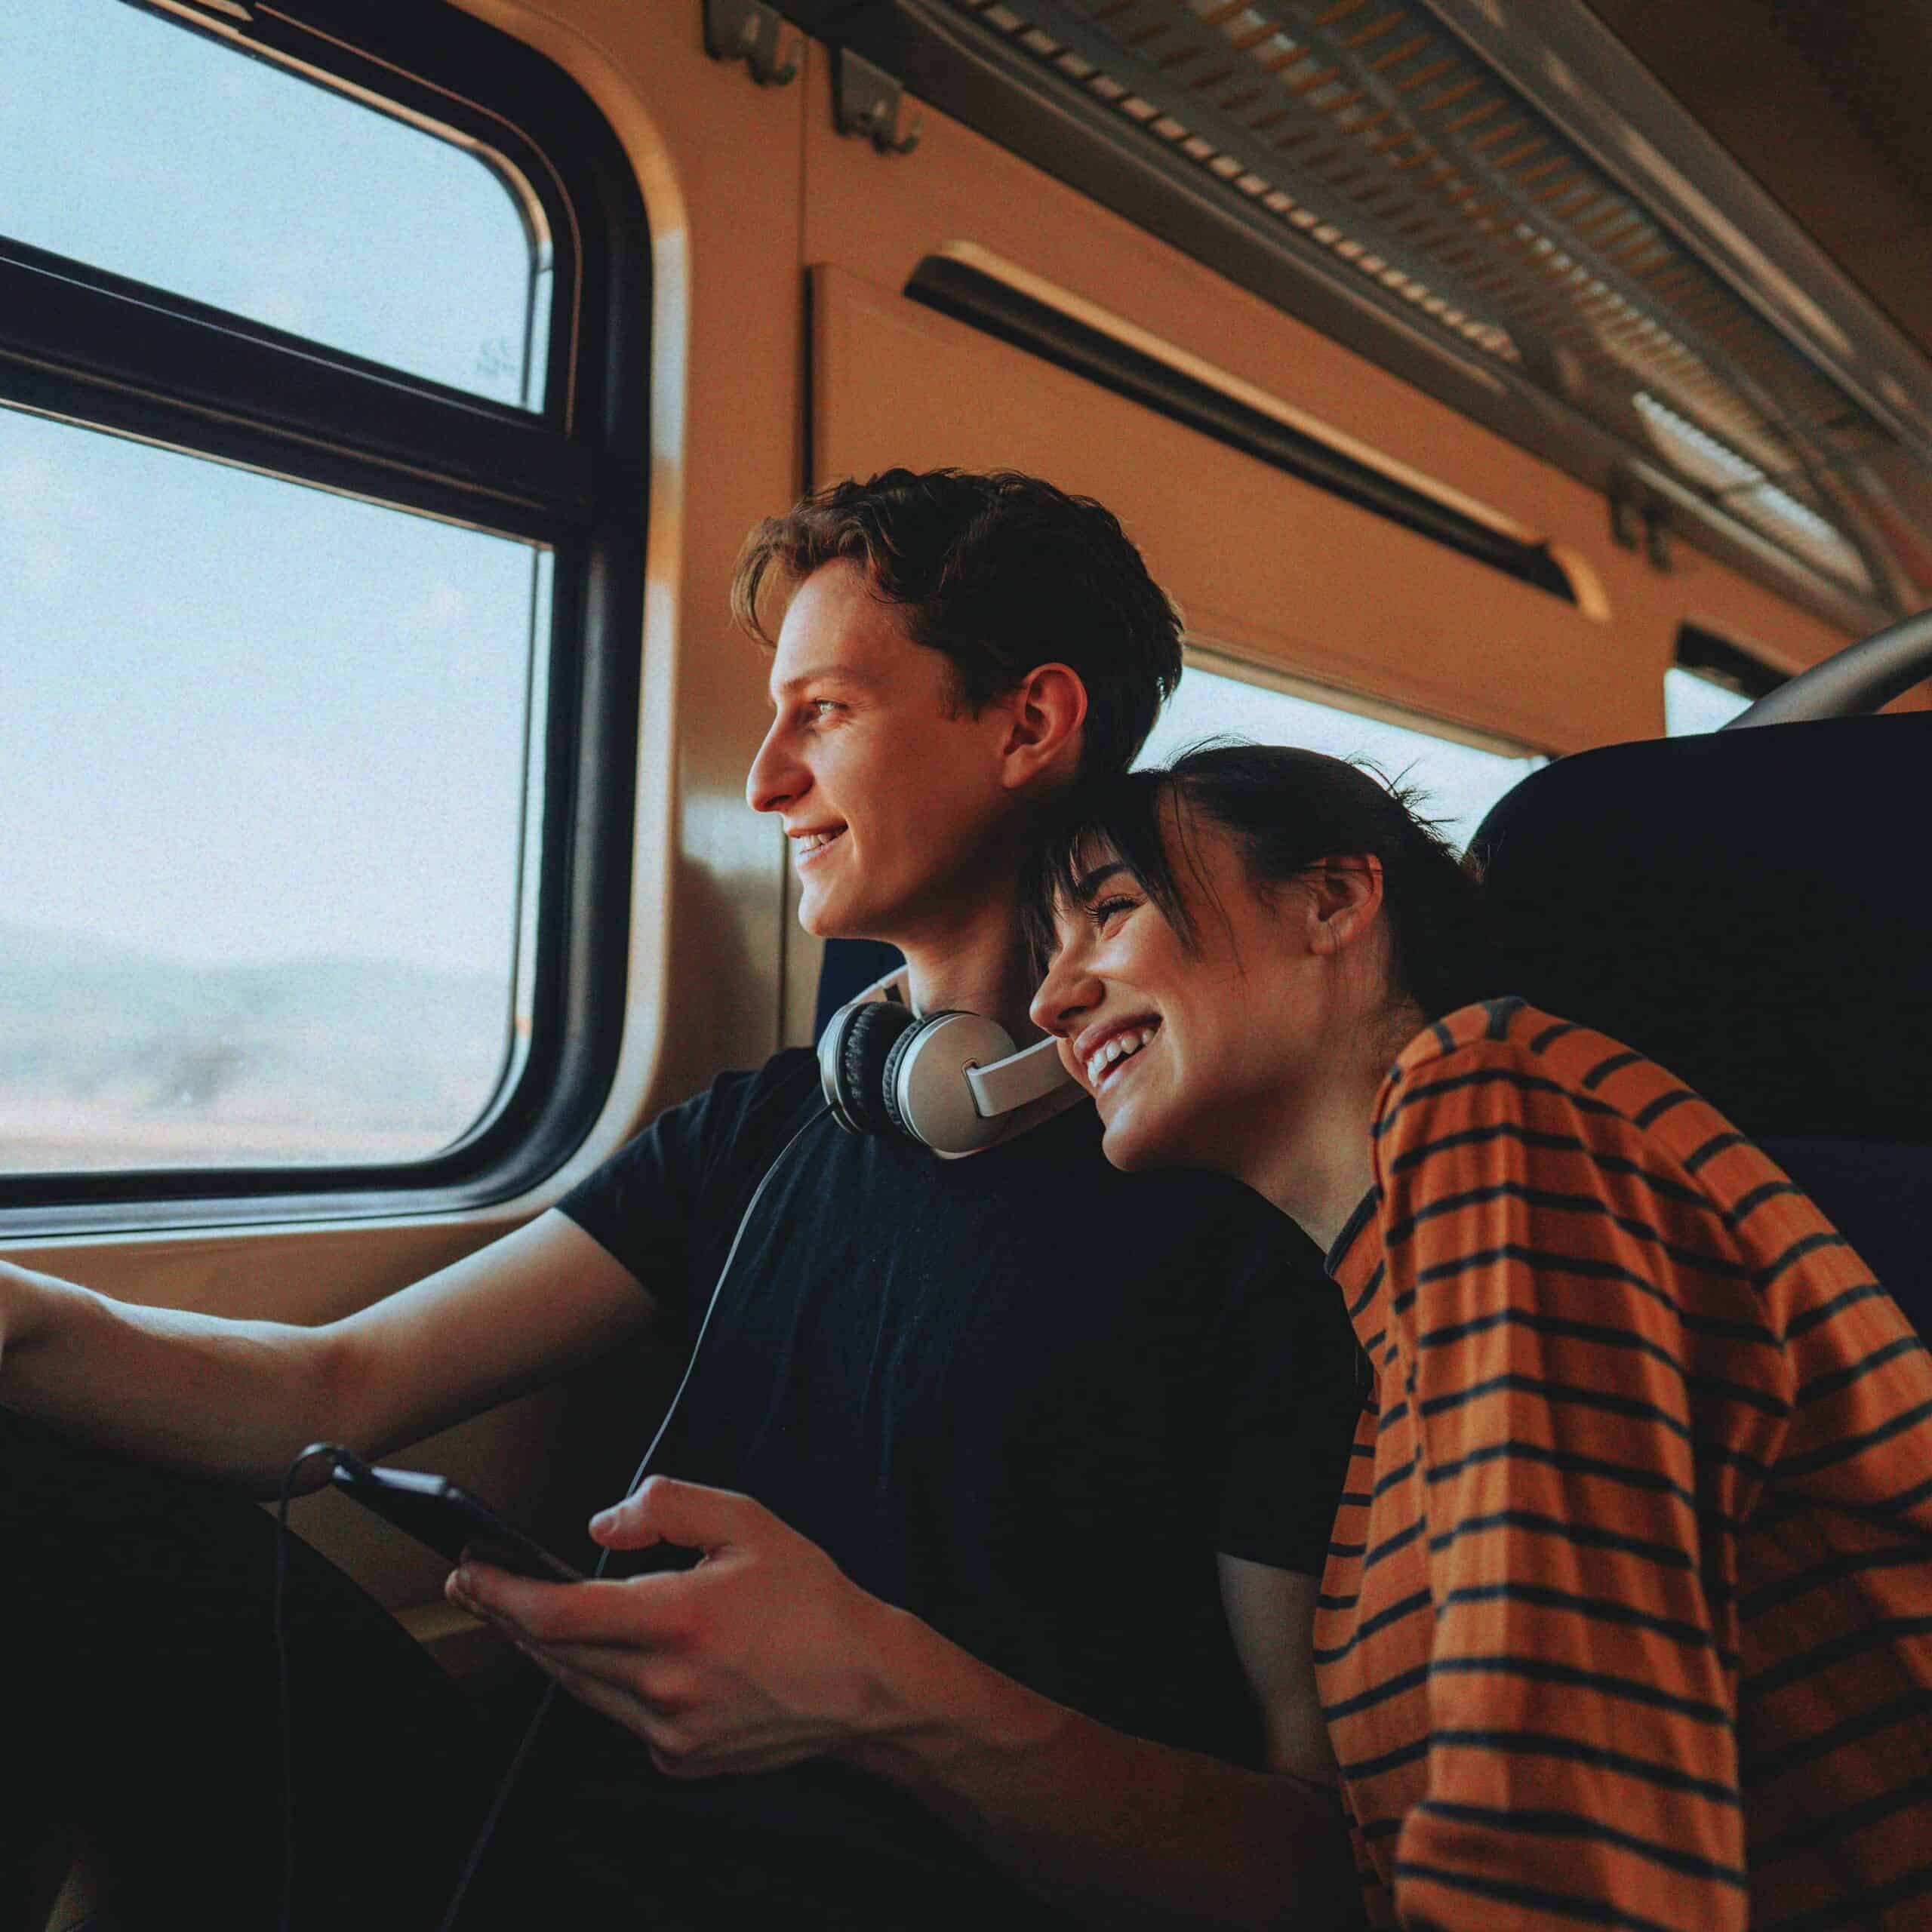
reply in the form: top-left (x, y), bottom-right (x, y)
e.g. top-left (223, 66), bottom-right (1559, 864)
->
top-left (746, 722), bottom-right (802, 814)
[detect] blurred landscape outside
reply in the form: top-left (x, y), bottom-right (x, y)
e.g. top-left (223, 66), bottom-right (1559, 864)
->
top-left (0, 926), bottom-right (515, 1170)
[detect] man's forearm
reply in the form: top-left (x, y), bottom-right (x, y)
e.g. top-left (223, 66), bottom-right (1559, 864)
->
top-left (844, 1604), bottom-right (1359, 1931)
top-left (0, 1260), bottom-right (346, 1491)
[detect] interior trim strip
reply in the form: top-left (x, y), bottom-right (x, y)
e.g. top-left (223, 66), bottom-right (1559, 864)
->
top-left (906, 253), bottom-right (1578, 603)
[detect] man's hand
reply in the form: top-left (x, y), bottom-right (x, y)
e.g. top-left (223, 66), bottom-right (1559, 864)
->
top-left (451, 1476), bottom-right (1358, 1927)
top-left (445, 1475), bottom-right (909, 1777)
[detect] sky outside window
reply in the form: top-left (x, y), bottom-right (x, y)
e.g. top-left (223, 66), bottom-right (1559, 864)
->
top-left (1665, 666), bottom-right (1755, 734)
top-left (0, 0), bottom-right (551, 408)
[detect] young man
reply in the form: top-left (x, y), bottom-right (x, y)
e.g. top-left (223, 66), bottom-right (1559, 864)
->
top-left (0, 470), bottom-right (1362, 1930)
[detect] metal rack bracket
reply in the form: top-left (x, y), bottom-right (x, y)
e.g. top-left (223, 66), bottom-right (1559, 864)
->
top-left (835, 48), bottom-right (922, 155)
top-left (702, 0), bottom-right (800, 88)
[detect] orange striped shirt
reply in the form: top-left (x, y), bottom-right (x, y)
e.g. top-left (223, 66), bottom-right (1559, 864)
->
top-left (1317, 997), bottom-right (1932, 1931)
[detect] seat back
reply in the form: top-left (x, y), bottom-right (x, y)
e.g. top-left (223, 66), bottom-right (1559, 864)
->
top-left (813, 938), bottom-right (906, 1042)
top-left (1471, 713), bottom-right (1932, 1330)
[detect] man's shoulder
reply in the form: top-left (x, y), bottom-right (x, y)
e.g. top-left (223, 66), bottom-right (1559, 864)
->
top-left (667, 1046), bottom-right (823, 1175)
top-left (562, 1048), bottom-right (818, 1217)
top-left (795, 1078), bottom-right (1306, 1275)
top-left (694, 1046), bottom-right (820, 1116)
top-left (1017, 1113), bottom-right (1318, 1277)
top-left (716, 1051), bottom-right (1306, 1271)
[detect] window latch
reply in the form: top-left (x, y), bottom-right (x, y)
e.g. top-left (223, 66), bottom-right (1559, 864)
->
top-left (835, 48), bottom-right (923, 156)
top-left (702, 0), bottom-right (801, 88)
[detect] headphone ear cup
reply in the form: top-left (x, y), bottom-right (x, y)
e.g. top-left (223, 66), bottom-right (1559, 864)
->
top-left (835, 1000), bottom-right (916, 1136)
top-left (879, 1013), bottom-right (946, 1142)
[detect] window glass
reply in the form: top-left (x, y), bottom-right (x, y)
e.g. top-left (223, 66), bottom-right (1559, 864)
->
top-left (1665, 666), bottom-right (1755, 734)
top-left (0, 405), bottom-right (544, 1171)
top-left (1137, 662), bottom-right (1544, 852)
top-left (0, 0), bottom-right (551, 409)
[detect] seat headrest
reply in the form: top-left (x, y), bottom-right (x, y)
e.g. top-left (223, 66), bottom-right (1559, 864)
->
top-left (1471, 713), bottom-right (1932, 1146)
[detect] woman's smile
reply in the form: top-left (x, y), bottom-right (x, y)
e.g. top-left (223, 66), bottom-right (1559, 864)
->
top-left (1076, 1017), bottom-right (1163, 1092)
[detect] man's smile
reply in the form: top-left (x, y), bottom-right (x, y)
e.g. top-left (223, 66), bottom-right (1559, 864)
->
top-left (791, 826), bottom-right (848, 869)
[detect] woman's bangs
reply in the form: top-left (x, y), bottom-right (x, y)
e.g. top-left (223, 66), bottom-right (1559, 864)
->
top-left (1021, 773), bottom-right (1171, 969)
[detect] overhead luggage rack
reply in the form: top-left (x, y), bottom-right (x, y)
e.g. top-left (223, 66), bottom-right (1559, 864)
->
top-left (804, 0), bottom-right (1932, 630)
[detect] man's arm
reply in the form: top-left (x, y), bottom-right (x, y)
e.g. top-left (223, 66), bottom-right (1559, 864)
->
top-left (0, 1209), bottom-right (658, 1491)
top-left (454, 1477), bottom-right (1361, 1931)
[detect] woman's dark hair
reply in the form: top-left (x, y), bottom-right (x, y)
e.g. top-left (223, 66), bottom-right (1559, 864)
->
top-left (1024, 742), bottom-right (1493, 1023)
top-left (732, 468), bottom-right (1183, 783)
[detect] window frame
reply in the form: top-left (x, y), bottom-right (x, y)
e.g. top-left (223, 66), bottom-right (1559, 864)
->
top-left (0, 0), bottom-right (650, 1235)
top-left (1161, 644), bottom-right (1552, 763)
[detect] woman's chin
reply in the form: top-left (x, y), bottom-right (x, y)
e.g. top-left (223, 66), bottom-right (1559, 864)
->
top-left (1097, 1097), bottom-right (1171, 1174)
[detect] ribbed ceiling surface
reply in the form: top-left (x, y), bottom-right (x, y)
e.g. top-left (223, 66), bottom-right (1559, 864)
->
top-left (941, 0), bottom-right (1932, 610)
top-left (1587, 0), bottom-right (1932, 374)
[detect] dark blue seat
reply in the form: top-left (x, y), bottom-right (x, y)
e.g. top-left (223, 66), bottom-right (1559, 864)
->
top-left (814, 938), bottom-right (905, 1042)
top-left (1471, 713), bottom-right (1932, 1333)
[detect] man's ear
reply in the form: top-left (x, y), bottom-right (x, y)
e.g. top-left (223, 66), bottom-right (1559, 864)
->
top-left (1305, 856), bottom-right (1385, 957)
top-left (995, 663), bottom-right (1088, 789)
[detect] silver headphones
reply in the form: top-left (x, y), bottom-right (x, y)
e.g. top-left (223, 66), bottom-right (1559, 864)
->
top-left (817, 968), bottom-right (1074, 1157)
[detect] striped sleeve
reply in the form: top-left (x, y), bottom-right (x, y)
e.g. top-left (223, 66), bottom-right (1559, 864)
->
top-left (1369, 1034), bottom-right (1792, 1932)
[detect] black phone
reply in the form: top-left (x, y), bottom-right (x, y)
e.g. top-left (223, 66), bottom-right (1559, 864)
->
top-left (329, 1456), bottom-right (585, 1583)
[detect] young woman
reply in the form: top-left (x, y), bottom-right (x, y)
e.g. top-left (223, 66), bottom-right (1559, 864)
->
top-left (1026, 743), bottom-right (1932, 1932)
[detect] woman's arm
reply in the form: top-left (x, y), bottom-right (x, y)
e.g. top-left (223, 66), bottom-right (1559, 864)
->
top-left (1372, 1038), bottom-right (1789, 1931)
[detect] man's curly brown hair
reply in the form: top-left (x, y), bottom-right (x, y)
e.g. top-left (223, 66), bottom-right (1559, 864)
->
top-left (731, 468), bottom-right (1183, 784)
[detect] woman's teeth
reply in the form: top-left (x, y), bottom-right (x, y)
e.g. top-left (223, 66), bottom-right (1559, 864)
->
top-left (1088, 1026), bottom-right (1158, 1087)
top-left (796, 829), bottom-right (844, 856)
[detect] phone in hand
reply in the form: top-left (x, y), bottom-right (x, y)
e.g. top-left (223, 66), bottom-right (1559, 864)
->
top-left (328, 1454), bottom-right (585, 1583)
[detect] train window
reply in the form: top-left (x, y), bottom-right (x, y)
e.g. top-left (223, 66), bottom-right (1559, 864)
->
top-left (0, 1), bottom-right (648, 1229)
top-left (2, 0), bottom-right (551, 409)
top-left (1664, 669), bottom-right (1753, 735)
top-left (1140, 658), bottom-right (1545, 853)
top-left (1665, 625), bottom-right (1786, 736)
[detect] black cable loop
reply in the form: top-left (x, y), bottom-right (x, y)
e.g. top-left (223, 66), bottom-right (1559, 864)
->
top-left (275, 1439), bottom-right (355, 1932)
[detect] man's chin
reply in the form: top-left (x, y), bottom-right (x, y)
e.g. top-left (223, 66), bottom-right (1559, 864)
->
top-left (796, 894), bottom-right (878, 943)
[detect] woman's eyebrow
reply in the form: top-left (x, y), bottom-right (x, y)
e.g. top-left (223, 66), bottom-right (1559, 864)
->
top-left (1072, 860), bottom-right (1129, 900)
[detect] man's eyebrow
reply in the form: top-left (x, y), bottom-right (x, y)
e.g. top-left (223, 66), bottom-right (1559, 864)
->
top-left (770, 666), bottom-right (875, 702)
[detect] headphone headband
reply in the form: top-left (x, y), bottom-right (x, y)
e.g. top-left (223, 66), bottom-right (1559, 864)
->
top-left (817, 966), bottom-right (1075, 1156)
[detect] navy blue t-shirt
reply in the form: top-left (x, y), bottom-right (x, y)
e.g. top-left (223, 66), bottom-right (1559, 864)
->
top-left (555, 1049), bottom-right (1358, 1898)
